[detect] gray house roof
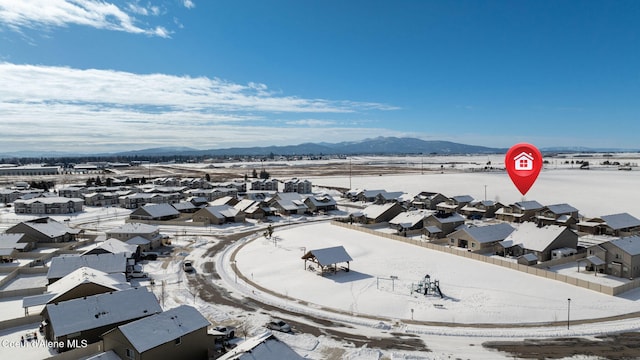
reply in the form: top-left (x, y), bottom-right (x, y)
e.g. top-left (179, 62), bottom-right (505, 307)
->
top-left (602, 213), bottom-right (640, 230)
top-left (609, 236), bottom-right (640, 256)
top-left (302, 246), bottom-right (353, 267)
top-left (44, 287), bottom-right (161, 338)
top-left (459, 223), bottom-right (515, 244)
top-left (113, 305), bottom-right (210, 353)
top-left (132, 203), bottom-right (180, 218)
top-left (47, 253), bottom-right (127, 281)
top-left (514, 201), bottom-right (544, 211)
top-left (545, 203), bottom-right (578, 214)
top-left (217, 332), bottom-right (304, 360)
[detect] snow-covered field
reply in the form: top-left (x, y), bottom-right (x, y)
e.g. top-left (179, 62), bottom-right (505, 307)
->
top-left (233, 222), bottom-right (640, 325)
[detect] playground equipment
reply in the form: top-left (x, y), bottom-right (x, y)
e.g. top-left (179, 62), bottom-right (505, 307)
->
top-left (413, 274), bottom-right (444, 298)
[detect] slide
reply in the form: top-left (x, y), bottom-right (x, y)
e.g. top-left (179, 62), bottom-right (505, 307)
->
top-left (436, 285), bottom-right (444, 299)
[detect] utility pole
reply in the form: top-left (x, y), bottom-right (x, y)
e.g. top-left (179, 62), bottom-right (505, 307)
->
top-left (567, 298), bottom-right (571, 329)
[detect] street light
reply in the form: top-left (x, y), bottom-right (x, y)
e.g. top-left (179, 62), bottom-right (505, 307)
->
top-left (567, 298), bottom-right (571, 329)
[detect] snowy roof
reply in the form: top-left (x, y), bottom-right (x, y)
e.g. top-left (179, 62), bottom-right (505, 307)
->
top-left (82, 238), bottom-right (138, 257)
top-left (172, 201), bottom-right (197, 211)
top-left (216, 332), bottom-right (304, 360)
top-left (114, 305), bottom-right (210, 353)
top-left (47, 253), bottom-right (127, 280)
top-left (609, 236), bottom-right (640, 256)
top-left (584, 255), bottom-right (606, 266)
top-left (513, 201), bottom-right (544, 211)
top-left (451, 195), bottom-right (474, 203)
top-left (545, 203), bottom-right (578, 215)
top-left (18, 218), bottom-right (81, 237)
top-left (457, 223), bottom-right (515, 244)
top-left (0, 233), bottom-right (28, 249)
top-left (425, 226), bottom-right (442, 234)
top-left (24, 267), bottom-right (129, 308)
top-left (203, 205), bottom-right (241, 219)
top-left (361, 203), bottom-right (397, 219)
top-left (302, 246), bottom-right (353, 266)
top-left (519, 253), bottom-right (539, 262)
top-left (499, 223), bottom-right (570, 252)
top-left (44, 287), bottom-right (162, 338)
top-left (389, 210), bottom-right (429, 228)
top-left (126, 236), bottom-right (151, 245)
top-left (132, 203), bottom-right (180, 218)
top-left (601, 213), bottom-right (640, 230)
top-left (107, 223), bottom-right (159, 234)
top-left (305, 194), bottom-right (337, 207)
top-left (209, 196), bottom-right (236, 206)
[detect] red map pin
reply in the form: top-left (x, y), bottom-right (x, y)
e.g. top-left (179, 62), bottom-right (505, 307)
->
top-left (505, 143), bottom-right (543, 195)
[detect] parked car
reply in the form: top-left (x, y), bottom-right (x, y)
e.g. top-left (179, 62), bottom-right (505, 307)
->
top-left (183, 260), bottom-right (194, 273)
top-left (141, 252), bottom-right (159, 260)
top-left (213, 326), bottom-right (236, 339)
top-left (266, 319), bottom-right (292, 333)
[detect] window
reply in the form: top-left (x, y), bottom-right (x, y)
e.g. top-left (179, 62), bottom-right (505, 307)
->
top-left (125, 348), bottom-right (134, 359)
top-left (175, 337), bottom-right (181, 345)
top-left (519, 159), bottom-right (528, 168)
top-left (471, 243), bottom-right (475, 248)
top-left (450, 239), bottom-right (454, 244)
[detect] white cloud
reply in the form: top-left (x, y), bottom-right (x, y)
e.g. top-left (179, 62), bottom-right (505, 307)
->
top-left (0, 0), bottom-right (170, 37)
top-left (285, 119), bottom-right (337, 127)
top-left (183, 0), bottom-right (195, 9)
top-left (0, 63), bottom-right (398, 153)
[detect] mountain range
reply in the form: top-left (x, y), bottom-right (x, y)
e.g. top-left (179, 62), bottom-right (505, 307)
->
top-left (0, 137), bottom-right (637, 159)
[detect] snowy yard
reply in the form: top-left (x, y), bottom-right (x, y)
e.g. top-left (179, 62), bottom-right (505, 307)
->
top-left (234, 222), bottom-right (640, 325)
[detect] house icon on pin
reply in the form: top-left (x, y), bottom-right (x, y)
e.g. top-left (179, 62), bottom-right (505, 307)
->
top-left (514, 152), bottom-right (534, 171)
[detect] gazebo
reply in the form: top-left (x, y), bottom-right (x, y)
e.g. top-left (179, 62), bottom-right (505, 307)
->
top-left (302, 246), bottom-right (353, 275)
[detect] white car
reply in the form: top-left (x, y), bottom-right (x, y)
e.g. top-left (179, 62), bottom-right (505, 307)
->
top-left (183, 260), bottom-right (194, 273)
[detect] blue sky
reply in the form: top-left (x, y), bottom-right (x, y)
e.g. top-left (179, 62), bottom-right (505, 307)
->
top-left (0, 0), bottom-right (639, 154)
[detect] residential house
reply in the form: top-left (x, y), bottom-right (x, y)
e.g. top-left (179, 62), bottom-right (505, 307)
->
top-left (497, 223), bottom-right (578, 262)
top-left (447, 223), bottom-right (515, 252)
top-left (102, 305), bottom-right (210, 360)
top-left (41, 287), bottom-right (162, 351)
top-left (13, 196), bottom-right (84, 214)
top-left (81, 238), bottom-right (139, 259)
top-left (106, 223), bottom-right (165, 250)
top-left (304, 194), bottom-right (337, 213)
top-left (46, 253), bottom-right (128, 284)
top-left (83, 192), bottom-right (121, 207)
top-left (22, 267), bottom-right (129, 312)
top-left (0, 188), bottom-right (44, 204)
top-left (234, 199), bottom-right (267, 220)
top-left (586, 236), bottom-right (640, 279)
top-left (172, 201), bottom-right (198, 213)
top-left (578, 213), bottom-right (640, 237)
top-left (495, 200), bottom-right (544, 223)
top-left (5, 217), bottom-right (82, 243)
top-left (410, 192), bottom-right (449, 210)
top-left (354, 202), bottom-right (404, 224)
top-left (283, 178), bottom-right (312, 194)
top-left (389, 210), bottom-right (431, 235)
top-left (374, 191), bottom-right (405, 204)
top-left (269, 193), bottom-right (309, 216)
top-left (192, 205), bottom-right (246, 225)
top-left (535, 203), bottom-right (579, 227)
top-left (130, 203), bottom-right (181, 221)
top-left (436, 195), bottom-right (474, 214)
top-left (251, 179), bottom-right (280, 191)
top-left (209, 196), bottom-right (239, 207)
top-left (423, 213), bottom-right (466, 239)
top-left (459, 200), bottom-right (504, 219)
